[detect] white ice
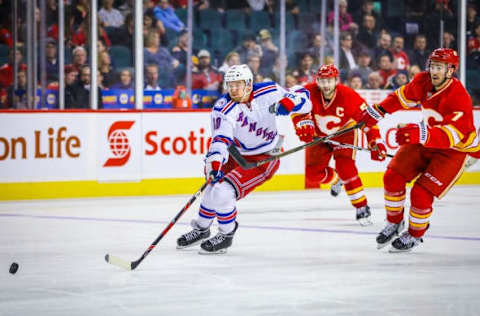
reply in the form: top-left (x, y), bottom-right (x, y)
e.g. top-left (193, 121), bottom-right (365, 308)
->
top-left (1, 185), bottom-right (480, 316)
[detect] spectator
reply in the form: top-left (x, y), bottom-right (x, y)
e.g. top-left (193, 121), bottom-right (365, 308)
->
top-left (65, 65), bottom-right (102, 108)
top-left (339, 32), bottom-right (357, 79)
top-left (144, 31), bottom-right (178, 88)
top-left (357, 14), bottom-right (378, 49)
top-left (266, 56), bottom-right (287, 82)
top-left (352, 49), bottom-right (373, 84)
top-left (306, 33), bottom-right (333, 68)
top-left (235, 33), bottom-right (263, 64)
top-left (348, 73), bottom-right (363, 90)
top-left (246, 53), bottom-right (263, 82)
top-left (192, 49), bottom-right (222, 91)
top-left (72, 18), bottom-right (111, 47)
top-left (69, 46), bottom-right (88, 75)
top-left (390, 35), bottom-right (410, 70)
top-left (153, 0), bottom-right (185, 33)
top-left (377, 54), bottom-right (396, 87)
top-left (366, 71), bottom-right (382, 89)
top-left (385, 69), bottom-right (409, 90)
top-left (467, 3), bottom-right (480, 38)
top-left (144, 64), bottom-right (162, 90)
top-left (0, 48), bottom-right (27, 89)
top-left (285, 74), bottom-right (298, 89)
top-left (144, 9), bottom-right (168, 47)
top-left (171, 29), bottom-right (189, 65)
top-left (327, 0), bottom-right (356, 32)
top-left (0, 19), bottom-right (12, 47)
top-left (374, 31), bottom-right (393, 62)
top-left (98, 50), bottom-right (116, 88)
top-left (99, 0), bottom-right (124, 28)
top-left (6, 70), bottom-right (27, 109)
top-left (65, 65), bottom-right (78, 87)
top-left (291, 52), bottom-right (315, 85)
top-left (408, 34), bottom-right (430, 70)
top-left (442, 31), bottom-right (456, 49)
top-left (70, 0), bottom-right (90, 29)
top-left (41, 38), bottom-right (58, 83)
top-left (46, 0), bottom-right (58, 27)
top-left (424, 0), bottom-right (455, 49)
top-left (171, 85), bottom-right (192, 108)
top-left (468, 23), bottom-right (480, 54)
top-left (354, 0), bottom-right (384, 29)
top-left (111, 68), bottom-right (134, 90)
top-left (111, 13), bottom-right (134, 47)
top-left (258, 29), bottom-right (279, 76)
top-left (408, 64), bottom-right (421, 81)
top-left (218, 51), bottom-right (241, 74)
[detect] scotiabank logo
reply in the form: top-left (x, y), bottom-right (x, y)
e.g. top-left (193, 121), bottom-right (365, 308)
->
top-left (103, 121), bottom-right (135, 167)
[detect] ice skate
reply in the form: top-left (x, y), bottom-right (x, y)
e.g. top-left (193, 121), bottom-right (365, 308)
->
top-left (376, 220), bottom-right (405, 249)
top-left (389, 231), bottom-right (423, 253)
top-left (199, 221), bottom-right (239, 255)
top-left (356, 205), bottom-right (372, 226)
top-left (330, 178), bottom-right (343, 197)
top-left (176, 219), bottom-right (211, 249)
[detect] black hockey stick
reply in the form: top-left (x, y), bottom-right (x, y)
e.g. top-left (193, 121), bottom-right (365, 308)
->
top-left (324, 139), bottom-right (394, 158)
top-left (105, 177), bottom-right (212, 271)
top-left (228, 122), bottom-right (363, 169)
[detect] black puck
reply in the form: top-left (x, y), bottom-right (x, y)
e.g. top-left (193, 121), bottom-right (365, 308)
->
top-left (9, 262), bottom-right (19, 274)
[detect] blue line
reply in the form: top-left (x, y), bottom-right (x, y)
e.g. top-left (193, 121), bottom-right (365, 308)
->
top-left (1, 213), bottom-right (480, 242)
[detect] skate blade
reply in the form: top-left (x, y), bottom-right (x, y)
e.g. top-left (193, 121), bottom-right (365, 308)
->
top-left (376, 241), bottom-right (391, 250)
top-left (198, 248), bottom-right (227, 255)
top-left (388, 247), bottom-right (413, 253)
top-left (357, 217), bottom-right (373, 226)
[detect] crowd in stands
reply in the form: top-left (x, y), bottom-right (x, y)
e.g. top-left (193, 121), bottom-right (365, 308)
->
top-left (0, 0), bottom-right (479, 109)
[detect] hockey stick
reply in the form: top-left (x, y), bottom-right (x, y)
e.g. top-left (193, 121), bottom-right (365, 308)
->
top-left (105, 178), bottom-right (212, 271)
top-left (228, 122), bottom-right (363, 169)
top-left (324, 139), bottom-right (394, 158)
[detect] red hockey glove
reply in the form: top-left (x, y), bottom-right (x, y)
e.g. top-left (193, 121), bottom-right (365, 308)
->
top-left (292, 114), bottom-right (315, 143)
top-left (356, 104), bottom-right (387, 132)
top-left (396, 122), bottom-right (428, 145)
top-left (368, 139), bottom-right (387, 161)
top-left (269, 97), bottom-right (296, 116)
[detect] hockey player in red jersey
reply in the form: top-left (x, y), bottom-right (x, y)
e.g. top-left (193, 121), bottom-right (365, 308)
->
top-left (291, 64), bottom-right (387, 225)
top-left (358, 48), bottom-right (480, 252)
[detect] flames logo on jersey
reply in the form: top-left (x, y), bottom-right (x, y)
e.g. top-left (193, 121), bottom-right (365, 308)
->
top-left (314, 114), bottom-right (342, 134)
top-left (103, 121), bottom-right (135, 167)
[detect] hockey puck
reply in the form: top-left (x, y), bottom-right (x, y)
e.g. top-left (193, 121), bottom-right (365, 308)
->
top-left (9, 262), bottom-right (19, 274)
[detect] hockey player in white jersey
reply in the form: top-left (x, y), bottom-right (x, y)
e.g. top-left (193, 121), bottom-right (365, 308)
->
top-left (177, 64), bottom-right (312, 254)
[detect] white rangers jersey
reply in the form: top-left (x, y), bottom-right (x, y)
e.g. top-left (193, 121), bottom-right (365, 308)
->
top-left (207, 82), bottom-right (312, 162)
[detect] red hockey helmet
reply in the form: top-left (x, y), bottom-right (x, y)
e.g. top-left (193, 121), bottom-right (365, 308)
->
top-left (428, 48), bottom-right (459, 71)
top-left (316, 64), bottom-right (339, 79)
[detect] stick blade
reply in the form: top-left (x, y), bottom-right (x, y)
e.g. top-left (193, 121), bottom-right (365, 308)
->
top-left (105, 254), bottom-right (133, 271)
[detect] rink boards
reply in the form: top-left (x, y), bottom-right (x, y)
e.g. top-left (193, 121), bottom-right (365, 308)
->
top-left (0, 109), bottom-right (479, 200)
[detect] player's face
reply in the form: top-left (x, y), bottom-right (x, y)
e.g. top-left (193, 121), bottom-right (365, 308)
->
top-left (316, 77), bottom-right (337, 98)
top-left (429, 61), bottom-right (450, 87)
top-left (227, 80), bottom-right (248, 101)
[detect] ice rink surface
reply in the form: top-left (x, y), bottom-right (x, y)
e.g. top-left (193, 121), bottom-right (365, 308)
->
top-left (1, 185), bottom-right (480, 316)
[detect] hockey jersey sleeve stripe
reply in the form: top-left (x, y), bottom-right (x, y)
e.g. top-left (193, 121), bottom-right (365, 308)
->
top-left (439, 126), bottom-right (460, 147)
top-left (456, 131), bottom-right (477, 149)
top-left (254, 84), bottom-right (277, 94)
top-left (443, 124), bottom-right (464, 145)
top-left (254, 87), bottom-right (277, 99)
top-left (213, 135), bottom-right (233, 146)
top-left (220, 100), bottom-right (237, 115)
top-left (394, 86), bottom-right (417, 109)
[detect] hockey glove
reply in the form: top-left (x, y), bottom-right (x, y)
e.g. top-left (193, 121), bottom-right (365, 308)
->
top-left (292, 113), bottom-right (315, 142)
top-left (205, 155), bottom-right (224, 184)
top-left (356, 104), bottom-right (387, 132)
top-left (396, 121), bottom-right (428, 145)
top-left (368, 138), bottom-right (387, 161)
top-left (269, 97), bottom-right (296, 116)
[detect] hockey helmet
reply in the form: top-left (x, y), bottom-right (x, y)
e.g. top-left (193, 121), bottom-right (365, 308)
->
top-left (316, 64), bottom-right (340, 79)
top-left (224, 64), bottom-right (253, 86)
top-left (428, 48), bottom-right (459, 71)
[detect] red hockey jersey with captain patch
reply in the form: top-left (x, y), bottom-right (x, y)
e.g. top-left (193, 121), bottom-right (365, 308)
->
top-left (303, 82), bottom-right (367, 137)
top-left (379, 72), bottom-right (479, 152)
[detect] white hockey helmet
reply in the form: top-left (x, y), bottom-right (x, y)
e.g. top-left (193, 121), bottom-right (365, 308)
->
top-left (224, 64), bottom-right (253, 86)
